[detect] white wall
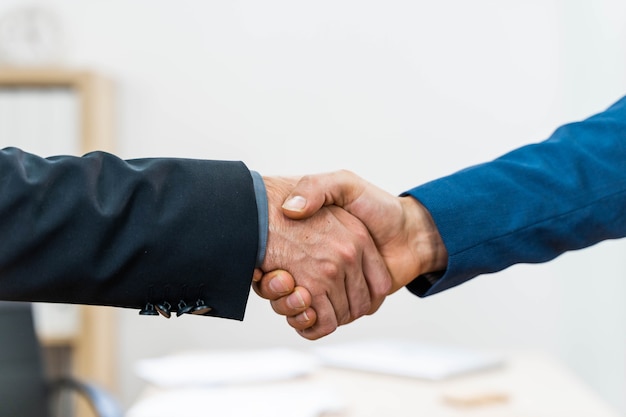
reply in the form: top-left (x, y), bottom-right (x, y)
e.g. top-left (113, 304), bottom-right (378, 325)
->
top-left (0, 0), bottom-right (624, 412)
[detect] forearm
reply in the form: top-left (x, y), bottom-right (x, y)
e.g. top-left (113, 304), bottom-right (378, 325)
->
top-left (405, 95), bottom-right (626, 296)
top-left (0, 148), bottom-right (259, 319)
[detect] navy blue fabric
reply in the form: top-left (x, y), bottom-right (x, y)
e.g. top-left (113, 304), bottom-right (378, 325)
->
top-left (405, 96), bottom-right (626, 297)
top-left (0, 149), bottom-right (258, 320)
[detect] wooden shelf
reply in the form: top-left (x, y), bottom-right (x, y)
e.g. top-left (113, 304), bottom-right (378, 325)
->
top-left (0, 67), bottom-right (117, 415)
top-left (0, 67), bottom-right (115, 154)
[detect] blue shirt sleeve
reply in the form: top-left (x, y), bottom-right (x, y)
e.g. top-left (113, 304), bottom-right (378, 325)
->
top-left (403, 95), bottom-right (626, 297)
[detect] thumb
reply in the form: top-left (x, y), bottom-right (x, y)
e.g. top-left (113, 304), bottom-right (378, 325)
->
top-left (281, 170), bottom-right (363, 220)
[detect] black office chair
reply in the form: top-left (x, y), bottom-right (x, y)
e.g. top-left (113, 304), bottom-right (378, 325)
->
top-left (0, 301), bottom-right (123, 417)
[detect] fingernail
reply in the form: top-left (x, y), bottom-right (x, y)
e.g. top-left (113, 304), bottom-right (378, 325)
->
top-left (287, 291), bottom-right (306, 309)
top-left (282, 196), bottom-right (307, 211)
top-left (269, 273), bottom-right (290, 294)
top-left (297, 310), bottom-right (310, 323)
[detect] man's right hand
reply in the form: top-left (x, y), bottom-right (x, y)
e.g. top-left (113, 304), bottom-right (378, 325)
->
top-left (258, 176), bottom-right (392, 340)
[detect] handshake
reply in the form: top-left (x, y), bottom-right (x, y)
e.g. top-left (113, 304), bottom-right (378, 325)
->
top-left (253, 171), bottom-right (448, 340)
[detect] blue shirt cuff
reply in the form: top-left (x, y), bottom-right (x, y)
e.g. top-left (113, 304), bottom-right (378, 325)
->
top-left (250, 171), bottom-right (268, 267)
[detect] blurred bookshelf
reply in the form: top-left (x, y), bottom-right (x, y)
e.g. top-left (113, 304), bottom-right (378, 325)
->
top-left (0, 67), bottom-right (117, 416)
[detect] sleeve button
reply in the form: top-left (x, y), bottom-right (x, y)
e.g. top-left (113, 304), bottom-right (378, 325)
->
top-left (191, 299), bottom-right (212, 315)
top-left (155, 301), bottom-right (172, 318)
top-left (139, 303), bottom-right (159, 316)
top-left (176, 300), bottom-right (194, 317)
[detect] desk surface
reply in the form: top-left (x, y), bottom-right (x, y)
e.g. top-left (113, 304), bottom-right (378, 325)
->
top-left (130, 352), bottom-right (619, 417)
top-left (313, 352), bottom-right (619, 417)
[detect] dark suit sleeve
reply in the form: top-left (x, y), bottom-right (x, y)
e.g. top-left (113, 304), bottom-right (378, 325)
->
top-left (0, 148), bottom-right (258, 320)
top-left (404, 95), bottom-right (626, 297)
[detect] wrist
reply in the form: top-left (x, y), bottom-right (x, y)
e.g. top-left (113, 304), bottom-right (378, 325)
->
top-left (400, 196), bottom-right (448, 283)
top-left (260, 176), bottom-right (298, 271)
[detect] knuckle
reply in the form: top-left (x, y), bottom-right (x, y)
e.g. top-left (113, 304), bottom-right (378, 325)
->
top-left (337, 243), bottom-right (359, 265)
top-left (320, 261), bottom-right (340, 279)
top-left (299, 173), bottom-right (320, 191)
top-left (370, 277), bottom-right (391, 300)
top-left (337, 309), bottom-right (351, 326)
top-left (352, 300), bottom-right (372, 320)
top-left (337, 169), bottom-right (356, 179)
top-left (299, 174), bottom-right (313, 185)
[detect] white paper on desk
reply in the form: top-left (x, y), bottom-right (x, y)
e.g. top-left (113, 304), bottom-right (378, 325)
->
top-left (126, 383), bottom-right (343, 417)
top-left (313, 339), bottom-right (503, 380)
top-left (135, 348), bottom-right (319, 387)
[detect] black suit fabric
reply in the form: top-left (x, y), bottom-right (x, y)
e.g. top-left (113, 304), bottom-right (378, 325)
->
top-left (0, 148), bottom-right (258, 320)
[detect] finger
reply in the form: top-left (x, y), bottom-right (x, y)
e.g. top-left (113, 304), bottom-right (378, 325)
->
top-left (252, 268), bottom-right (263, 282)
top-left (327, 207), bottom-right (391, 318)
top-left (252, 270), bottom-right (295, 301)
top-left (329, 207), bottom-right (372, 322)
top-left (286, 307), bottom-right (317, 331)
top-left (317, 269), bottom-right (352, 326)
top-left (297, 295), bottom-right (338, 340)
top-left (282, 170), bottom-right (364, 220)
top-left (270, 286), bottom-right (312, 316)
top-left (343, 265), bottom-right (371, 323)
top-left (362, 240), bottom-right (391, 314)
top-left (356, 212), bottom-right (392, 313)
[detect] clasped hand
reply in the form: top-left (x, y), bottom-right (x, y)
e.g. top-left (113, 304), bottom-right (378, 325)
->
top-left (254, 171), bottom-right (447, 340)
